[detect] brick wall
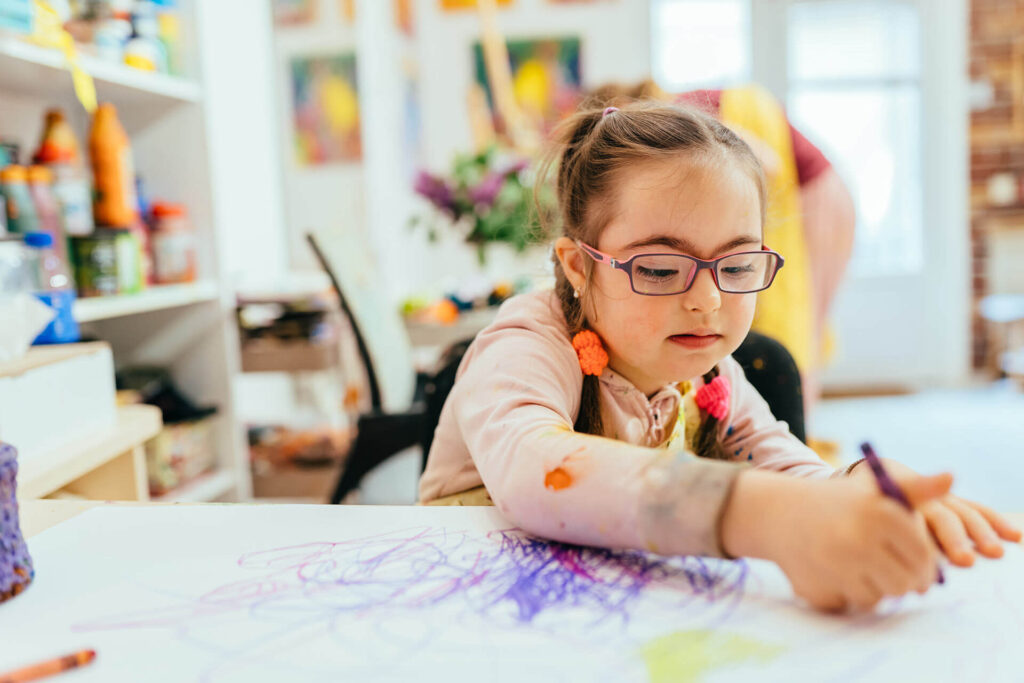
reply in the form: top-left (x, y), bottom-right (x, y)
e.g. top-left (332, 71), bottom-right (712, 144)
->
top-left (970, 0), bottom-right (1024, 368)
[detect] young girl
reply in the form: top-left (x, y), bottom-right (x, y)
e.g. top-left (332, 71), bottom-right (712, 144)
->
top-left (418, 102), bottom-right (1021, 612)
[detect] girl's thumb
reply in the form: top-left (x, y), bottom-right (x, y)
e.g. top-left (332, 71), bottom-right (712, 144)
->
top-left (900, 472), bottom-right (954, 507)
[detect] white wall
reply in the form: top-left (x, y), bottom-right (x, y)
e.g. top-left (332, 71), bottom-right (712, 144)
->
top-left (194, 0), bottom-right (289, 288)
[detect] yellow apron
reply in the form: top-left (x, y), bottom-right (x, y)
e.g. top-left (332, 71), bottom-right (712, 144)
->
top-left (720, 85), bottom-right (815, 372)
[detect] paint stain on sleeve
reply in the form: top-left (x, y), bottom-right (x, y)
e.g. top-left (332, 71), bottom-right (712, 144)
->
top-left (545, 467), bottom-right (573, 491)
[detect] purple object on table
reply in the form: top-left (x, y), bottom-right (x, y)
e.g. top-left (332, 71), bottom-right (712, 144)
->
top-left (860, 442), bottom-right (945, 584)
top-left (0, 442), bottom-right (34, 602)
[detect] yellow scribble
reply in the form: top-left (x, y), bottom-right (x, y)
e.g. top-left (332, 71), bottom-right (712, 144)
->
top-left (641, 629), bottom-right (784, 683)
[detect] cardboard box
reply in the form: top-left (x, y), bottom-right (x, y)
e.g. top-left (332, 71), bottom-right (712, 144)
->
top-left (0, 343), bottom-right (117, 463)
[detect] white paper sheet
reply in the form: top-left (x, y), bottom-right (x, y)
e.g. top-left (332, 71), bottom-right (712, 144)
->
top-left (1, 505), bottom-right (1022, 682)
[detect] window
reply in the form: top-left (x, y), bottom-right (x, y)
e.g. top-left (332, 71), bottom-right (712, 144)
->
top-left (787, 1), bottom-right (924, 276)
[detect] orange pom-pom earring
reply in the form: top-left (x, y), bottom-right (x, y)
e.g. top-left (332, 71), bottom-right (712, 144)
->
top-left (572, 329), bottom-right (609, 376)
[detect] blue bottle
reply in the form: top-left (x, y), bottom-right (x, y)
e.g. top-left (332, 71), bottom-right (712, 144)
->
top-left (25, 231), bottom-right (80, 344)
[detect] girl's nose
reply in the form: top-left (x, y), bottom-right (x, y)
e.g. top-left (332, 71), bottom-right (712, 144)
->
top-left (682, 268), bottom-right (721, 313)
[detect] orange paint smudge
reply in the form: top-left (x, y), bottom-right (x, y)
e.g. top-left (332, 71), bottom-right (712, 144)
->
top-left (545, 467), bottom-right (573, 491)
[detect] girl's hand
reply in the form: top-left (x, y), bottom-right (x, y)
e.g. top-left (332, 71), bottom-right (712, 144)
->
top-left (721, 470), bottom-right (950, 612)
top-left (851, 459), bottom-right (1023, 566)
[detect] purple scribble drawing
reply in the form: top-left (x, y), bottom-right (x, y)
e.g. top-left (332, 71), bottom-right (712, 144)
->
top-left (75, 527), bottom-right (748, 633)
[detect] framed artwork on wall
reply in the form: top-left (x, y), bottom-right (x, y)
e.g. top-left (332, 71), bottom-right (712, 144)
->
top-left (441, 0), bottom-right (513, 11)
top-left (472, 36), bottom-right (583, 134)
top-left (289, 53), bottom-right (363, 165)
top-left (273, 0), bottom-right (317, 26)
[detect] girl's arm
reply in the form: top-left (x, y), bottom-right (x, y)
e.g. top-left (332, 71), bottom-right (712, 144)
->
top-left (722, 467), bottom-right (952, 611)
top-left (452, 320), bottom-right (741, 557)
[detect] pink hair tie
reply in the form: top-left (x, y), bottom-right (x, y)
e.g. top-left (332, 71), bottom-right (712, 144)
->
top-left (602, 106), bottom-right (619, 118)
top-left (695, 375), bottom-right (730, 421)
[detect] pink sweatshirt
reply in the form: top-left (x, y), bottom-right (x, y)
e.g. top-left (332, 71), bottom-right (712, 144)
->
top-left (419, 290), bottom-right (842, 557)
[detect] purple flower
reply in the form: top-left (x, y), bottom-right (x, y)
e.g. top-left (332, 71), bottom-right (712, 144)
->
top-left (468, 172), bottom-right (504, 208)
top-left (414, 171), bottom-right (457, 216)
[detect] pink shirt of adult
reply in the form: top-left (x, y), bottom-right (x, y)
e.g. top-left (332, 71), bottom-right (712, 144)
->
top-left (419, 290), bottom-right (843, 557)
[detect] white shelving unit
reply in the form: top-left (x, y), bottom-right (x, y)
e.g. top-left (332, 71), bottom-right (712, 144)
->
top-left (73, 280), bottom-right (220, 323)
top-left (0, 36), bottom-right (202, 104)
top-left (154, 468), bottom-right (236, 503)
top-left (0, 1), bottom-right (287, 502)
top-left (18, 404), bottom-right (162, 500)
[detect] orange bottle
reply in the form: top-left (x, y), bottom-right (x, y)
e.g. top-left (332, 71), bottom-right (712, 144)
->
top-left (34, 109), bottom-right (83, 164)
top-left (89, 103), bottom-right (138, 228)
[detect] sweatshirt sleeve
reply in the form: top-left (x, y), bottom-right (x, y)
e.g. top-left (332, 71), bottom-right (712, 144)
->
top-left (717, 356), bottom-right (845, 479)
top-left (450, 317), bottom-right (743, 558)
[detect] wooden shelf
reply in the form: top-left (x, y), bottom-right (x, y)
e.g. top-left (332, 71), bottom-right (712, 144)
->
top-left (404, 307), bottom-right (498, 348)
top-left (74, 281), bottom-right (220, 322)
top-left (0, 36), bottom-right (201, 107)
top-left (154, 469), bottom-right (236, 503)
top-left (18, 404), bottom-right (162, 500)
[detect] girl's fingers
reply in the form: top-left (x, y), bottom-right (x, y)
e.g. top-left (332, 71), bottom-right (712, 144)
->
top-left (884, 539), bottom-right (933, 593)
top-left (849, 576), bottom-right (885, 612)
top-left (924, 504), bottom-right (974, 567)
top-left (947, 498), bottom-right (1004, 558)
top-left (961, 498), bottom-right (1023, 543)
top-left (871, 547), bottom-right (918, 597)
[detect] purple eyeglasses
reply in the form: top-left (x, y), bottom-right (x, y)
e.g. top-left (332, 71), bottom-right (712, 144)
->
top-left (577, 241), bottom-right (784, 296)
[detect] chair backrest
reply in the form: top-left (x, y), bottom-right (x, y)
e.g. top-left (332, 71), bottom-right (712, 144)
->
top-left (420, 337), bottom-right (475, 460)
top-left (307, 232), bottom-right (416, 413)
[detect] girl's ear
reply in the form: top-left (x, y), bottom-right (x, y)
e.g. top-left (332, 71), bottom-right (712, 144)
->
top-left (555, 237), bottom-right (587, 293)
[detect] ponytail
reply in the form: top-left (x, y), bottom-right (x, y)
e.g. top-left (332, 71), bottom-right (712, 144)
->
top-left (692, 365), bottom-right (729, 460)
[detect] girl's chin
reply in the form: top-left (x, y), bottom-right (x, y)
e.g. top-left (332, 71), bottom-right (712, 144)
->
top-left (665, 354), bottom-right (719, 381)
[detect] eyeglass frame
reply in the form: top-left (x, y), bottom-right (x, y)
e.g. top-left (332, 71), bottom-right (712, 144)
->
top-left (576, 240), bottom-right (785, 296)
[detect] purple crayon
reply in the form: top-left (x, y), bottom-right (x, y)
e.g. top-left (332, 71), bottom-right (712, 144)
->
top-left (860, 442), bottom-right (945, 584)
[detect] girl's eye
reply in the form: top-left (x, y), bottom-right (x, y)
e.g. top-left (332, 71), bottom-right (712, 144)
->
top-left (635, 266), bottom-right (679, 281)
top-left (720, 264), bottom-right (755, 277)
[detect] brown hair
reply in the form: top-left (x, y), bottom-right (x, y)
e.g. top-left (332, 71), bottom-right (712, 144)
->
top-left (539, 100), bottom-right (767, 459)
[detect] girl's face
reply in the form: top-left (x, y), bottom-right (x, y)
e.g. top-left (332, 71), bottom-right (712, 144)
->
top-left (561, 158), bottom-right (763, 396)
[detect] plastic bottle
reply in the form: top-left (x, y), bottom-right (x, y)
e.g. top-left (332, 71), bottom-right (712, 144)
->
top-left (89, 103), bottom-right (138, 228)
top-left (33, 108), bottom-right (95, 236)
top-left (0, 166), bottom-right (41, 235)
top-left (124, 1), bottom-right (167, 72)
top-left (24, 232), bottom-right (80, 345)
top-left (0, 178), bottom-right (7, 236)
top-left (152, 0), bottom-right (181, 75)
top-left (151, 201), bottom-right (195, 283)
top-left (26, 166), bottom-right (70, 267)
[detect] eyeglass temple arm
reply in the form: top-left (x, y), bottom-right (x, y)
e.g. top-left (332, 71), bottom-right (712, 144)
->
top-left (577, 241), bottom-right (623, 268)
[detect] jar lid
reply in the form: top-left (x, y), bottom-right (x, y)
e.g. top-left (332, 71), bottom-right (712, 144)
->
top-left (27, 166), bottom-right (54, 184)
top-left (152, 201), bottom-right (187, 218)
top-left (24, 232), bottom-right (54, 248)
top-left (0, 165), bottom-right (28, 183)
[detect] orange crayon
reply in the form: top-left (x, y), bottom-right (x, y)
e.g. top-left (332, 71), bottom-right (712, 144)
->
top-left (0, 650), bottom-right (96, 683)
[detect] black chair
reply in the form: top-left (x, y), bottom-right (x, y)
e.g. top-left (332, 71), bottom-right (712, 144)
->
top-left (306, 233), bottom-right (473, 503)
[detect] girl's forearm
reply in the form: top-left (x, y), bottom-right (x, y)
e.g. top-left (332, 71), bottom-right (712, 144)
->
top-left (719, 469), bottom-right (804, 561)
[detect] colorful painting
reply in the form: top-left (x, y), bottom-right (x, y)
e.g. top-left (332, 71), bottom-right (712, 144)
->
top-left (273, 0), bottom-right (317, 25)
top-left (401, 54), bottom-right (423, 179)
top-left (340, 0), bottom-right (355, 23)
top-left (441, 0), bottom-right (513, 11)
top-left (473, 37), bottom-right (583, 134)
top-left (290, 53), bottom-right (362, 166)
top-left (395, 0), bottom-right (414, 36)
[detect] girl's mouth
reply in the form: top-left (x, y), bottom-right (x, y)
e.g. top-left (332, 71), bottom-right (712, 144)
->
top-left (668, 334), bottom-right (722, 349)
